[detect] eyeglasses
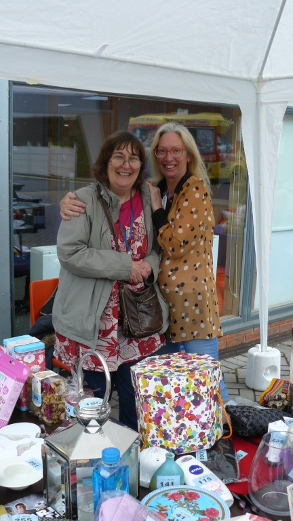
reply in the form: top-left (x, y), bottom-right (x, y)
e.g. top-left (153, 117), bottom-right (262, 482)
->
top-left (154, 147), bottom-right (186, 159)
top-left (110, 156), bottom-right (142, 169)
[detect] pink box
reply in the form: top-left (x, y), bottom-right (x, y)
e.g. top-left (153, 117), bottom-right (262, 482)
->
top-left (3, 335), bottom-right (45, 411)
top-left (0, 351), bottom-right (30, 427)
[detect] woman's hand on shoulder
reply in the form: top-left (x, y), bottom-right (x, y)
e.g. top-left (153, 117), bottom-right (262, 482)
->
top-left (60, 192), bottom-right (86, 221)
top-left (147, 182), bottom-right (163, 212)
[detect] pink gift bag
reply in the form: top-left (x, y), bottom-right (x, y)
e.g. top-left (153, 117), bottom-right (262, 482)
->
top-left (0, 351), bottom-right (30, 428)
top-left (3, 335), bottom-right (45, 411)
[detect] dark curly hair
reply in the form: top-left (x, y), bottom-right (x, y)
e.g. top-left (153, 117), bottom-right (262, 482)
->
top-left (92, 131), bottom-right (146, 190)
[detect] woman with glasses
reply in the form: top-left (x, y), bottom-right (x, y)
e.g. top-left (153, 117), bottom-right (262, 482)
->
top-left (147, 123), bottom-right (228, 400)
top-left (60, 124), bottom-right (228, 400)
top-left (52, 131), bottom-right (169, 430)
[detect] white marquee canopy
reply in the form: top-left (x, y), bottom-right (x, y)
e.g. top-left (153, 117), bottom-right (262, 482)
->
top-left (0, 0), bottom-right (292, 350)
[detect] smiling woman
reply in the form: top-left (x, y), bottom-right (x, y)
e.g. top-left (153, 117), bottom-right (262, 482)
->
top-left (52, 131), bottom-right (169, 430)
top-left (107, 153), bottom-right (141, 201)
top-left (148, 123), bottom-right (229, 400)
top-left (92, 132), bottom-right (145, 204)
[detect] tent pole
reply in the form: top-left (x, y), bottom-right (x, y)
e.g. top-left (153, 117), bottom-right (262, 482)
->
top-left (257, 0), bottom-right (287, 83)
top-left (256, 89), bottom-right (267, 353)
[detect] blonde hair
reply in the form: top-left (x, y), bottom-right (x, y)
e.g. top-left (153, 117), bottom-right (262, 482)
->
top-left (149, 122), bottom-right (211, 192)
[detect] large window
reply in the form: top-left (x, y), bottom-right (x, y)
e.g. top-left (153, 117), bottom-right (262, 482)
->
top-left (12, 84), bottom-right (248, 334)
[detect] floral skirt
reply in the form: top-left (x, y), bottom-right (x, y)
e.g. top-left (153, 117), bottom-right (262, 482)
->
top-left (54, 281), bottom-right (164, 372)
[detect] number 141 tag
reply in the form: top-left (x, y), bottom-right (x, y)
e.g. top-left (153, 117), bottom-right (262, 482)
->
top-left (157, 475), bottom-right (181, 488)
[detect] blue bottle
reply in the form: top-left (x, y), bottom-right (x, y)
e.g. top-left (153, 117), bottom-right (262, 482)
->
top-left (92, 447), bottom-right (129, 512)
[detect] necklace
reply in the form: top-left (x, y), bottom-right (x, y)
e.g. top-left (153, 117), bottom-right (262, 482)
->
top-left (162, 189), bottom-right (174, 210)
top-left (118, 191), bottom-right (133, 253)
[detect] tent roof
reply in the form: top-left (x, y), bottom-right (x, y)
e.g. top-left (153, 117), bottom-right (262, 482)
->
top-left (0, 0), bottom-right (292, 98)
top-left (0, 0), bottom-right (292, 354)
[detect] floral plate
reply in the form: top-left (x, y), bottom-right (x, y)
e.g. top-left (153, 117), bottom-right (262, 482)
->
top-left (141, 485), bottom-right (230, 521)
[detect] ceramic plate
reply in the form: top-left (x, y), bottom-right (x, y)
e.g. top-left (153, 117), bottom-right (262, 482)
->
top-left (0, 422), bottom-right (41, 438)
top-left (0, 455), bottom-right (43, 490)
top-left (141, 485), bottom-right (230, 521)
top-left (0, 437), bottom-right (44, 461)
top-left (0, 423), bottom-right (43, 460)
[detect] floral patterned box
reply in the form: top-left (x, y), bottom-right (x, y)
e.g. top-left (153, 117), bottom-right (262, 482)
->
top-left (3, 335), bottom-right (45, 411)
top-left (131, 353), bottom-right (223, 454)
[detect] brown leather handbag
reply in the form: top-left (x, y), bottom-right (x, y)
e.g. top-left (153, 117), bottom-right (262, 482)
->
top-left (97, 186), bottom-right (163, 338)
top-left (119, 281), bottom-right (163, 338)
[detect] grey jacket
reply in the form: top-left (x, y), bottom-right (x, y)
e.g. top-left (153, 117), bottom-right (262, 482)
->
top-left (52, 181), bottom-right (169, 348)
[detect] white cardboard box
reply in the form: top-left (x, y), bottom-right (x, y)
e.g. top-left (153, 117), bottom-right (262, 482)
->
top-left (30, 245), bottom-right (60, 281)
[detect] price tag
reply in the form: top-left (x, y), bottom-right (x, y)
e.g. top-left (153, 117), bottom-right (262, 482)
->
top-left (192, 473), bottom-right (214, 486)
top-left (156, 475), bottom-right (180, 488)
top-left (195, 450), bottom-right (207, 462)
top-left (32, 371), bottom-right (56, 407)
top-left (25, 457), bottom-right (42, 470)
top-left (11, 515), bottom-right (38, 521)
top-left (236, 450), bottom-right (248, 461)
top-left (79, 397), bottom-right (103, 409)
top-left (190, 472), bottom-right (223, 496)
top-left (65, 400), bottom-right (76, 417)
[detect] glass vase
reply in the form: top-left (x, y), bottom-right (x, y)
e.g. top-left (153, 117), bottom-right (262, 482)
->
top-left (248, 430), bottom-right (293, 516)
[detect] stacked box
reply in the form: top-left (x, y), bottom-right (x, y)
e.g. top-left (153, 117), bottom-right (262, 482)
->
top-left (3, 335), bottom-right (45, 411)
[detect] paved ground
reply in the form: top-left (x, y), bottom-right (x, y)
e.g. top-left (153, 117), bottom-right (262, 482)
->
top-left (220, 335), bottom-right (292, 403)
top-left (109, 334), bottom-right (292, 419)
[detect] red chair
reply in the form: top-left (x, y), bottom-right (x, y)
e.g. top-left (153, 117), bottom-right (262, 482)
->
top-left (29, 278), bottom-right (71, 372)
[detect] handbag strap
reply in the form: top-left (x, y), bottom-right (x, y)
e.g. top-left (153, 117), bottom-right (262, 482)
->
top-left (97, 184), bottom-right (120, 252)
top-left (97, 185), bottom-right (127, 290)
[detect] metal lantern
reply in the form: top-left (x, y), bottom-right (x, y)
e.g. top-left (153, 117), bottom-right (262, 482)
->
top-left (42, 350), bottom-right (140, 520)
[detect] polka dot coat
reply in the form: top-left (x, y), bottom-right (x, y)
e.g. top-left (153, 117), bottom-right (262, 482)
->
top-left (156, 175), bottom-right (222, 342)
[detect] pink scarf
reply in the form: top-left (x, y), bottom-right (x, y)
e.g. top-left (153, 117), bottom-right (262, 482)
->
top-left (98, 493), bottom-right (163, 521)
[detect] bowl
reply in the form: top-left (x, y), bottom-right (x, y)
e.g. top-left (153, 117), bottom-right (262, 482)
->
top-left (0, 455), bottom-right (43, 490)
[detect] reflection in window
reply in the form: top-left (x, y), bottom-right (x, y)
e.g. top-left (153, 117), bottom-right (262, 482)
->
top-left (189, 127), bottom-right (215, 154)
top-left (217, 134), bottom-right (233, 153)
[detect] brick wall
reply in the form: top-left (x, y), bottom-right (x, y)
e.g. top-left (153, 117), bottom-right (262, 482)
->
top-left (219, 317), bottom-right (293, 352)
